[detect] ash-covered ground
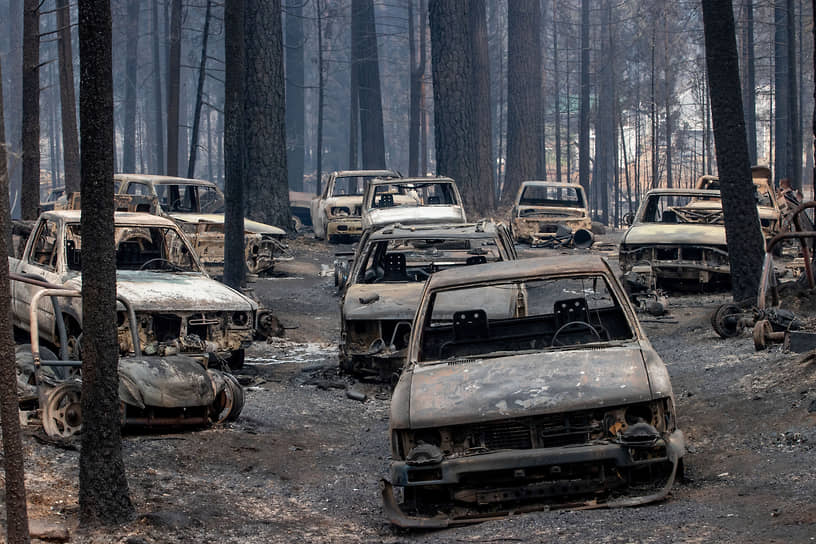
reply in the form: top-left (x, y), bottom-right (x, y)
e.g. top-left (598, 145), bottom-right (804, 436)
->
top-left (3, 233), bottom-right (816, 543)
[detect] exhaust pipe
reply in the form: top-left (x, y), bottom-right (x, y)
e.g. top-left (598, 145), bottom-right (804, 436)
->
top-left (573, 228), bottom-right (594, 249)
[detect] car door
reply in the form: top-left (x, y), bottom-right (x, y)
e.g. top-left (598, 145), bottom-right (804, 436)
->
top-left (310, 174), bottom-right (332, 238)
top-left (13, 219), bottom-right (63, 337)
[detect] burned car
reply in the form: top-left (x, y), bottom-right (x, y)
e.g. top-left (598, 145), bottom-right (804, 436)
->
top-left (9, 210), bottom-right (257, 369)
top-left (382, 256), bottom-right (684, 527)
top-left (619, 188), bottom-right (730, 288)
top-left (360, 177), bottom-right (467, 232)
top-left (694, 165), bottom-right (782, 240)
top-left (115, 174), bottom-right (290, 276)
top-left (310, 169), bottom-right (401, 242)
top-left (510, 181), bottom-right (593, 247)
top-left (15, 284), bottom-right (243, 437)
top-left (339, 222), bottom-right (516, 381)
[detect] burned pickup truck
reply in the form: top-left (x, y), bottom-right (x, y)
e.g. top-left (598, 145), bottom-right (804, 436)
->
top-left (619, 188), bottom-right (730, 289)
top-left (339, 222), bottom-right (516, 381)
top-left (510, 181), bottom-right (593, 247)
top-left (382, 256), bottom-right (684, 527)
top-left (360, 177), bottom-right (467, 232)
top-left (9, 210), bottom-right (257, 369)
top-left (115, 174), bottom-right (290, 276)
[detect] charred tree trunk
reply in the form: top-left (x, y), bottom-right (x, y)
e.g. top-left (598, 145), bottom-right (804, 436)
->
top-left (316, 0), bottom-right (325, 194)
top-left (21, 0), bottom-right (40, 220)
top-left (57, 0), bottom-right (80, 194)
top-left (0, 56), bottom-right (31, 544)
top-left (151, 0), bottom-right (164, 173)
top-left (470, 0), bottom-right (494, 213)
top-left (349, 17), bottom-right (359, 170)
top-left (702, 0), bottom-right (765, 303)
top-left (6, 1), bottom-right (23, 217)
top-left (503, 0), bottom-right (541, 204)
top-left (742, 0), bottom-right (757, 164)
top-left (77, 0), bottom-right (134, 524)
top-left (774, 0), bottom-right (790, 185)
top-left (224, 0), bottom-right (246, 289)
top-left (166, 0), bottom-right (181, 176)
top-left (429, 0), bottom-right (480, 211)
top-left (786, 0), bottom-right (800, 189)
top-left (285, 0), bottom-right (305, 191)
top-left (408, 0), bottom-right (427, 177)
top-left (188, 0), bottom-right (212, 179)
top-left (244, 0), bottom-right (290, 227)
top-left (578, 0), bottom-right (590, 196)
top-left (122, 0), bottom-right (139, 173)
top-left (352, 0), bottom-right (386, 169)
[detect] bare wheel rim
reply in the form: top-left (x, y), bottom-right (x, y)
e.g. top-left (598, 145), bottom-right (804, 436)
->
top-left (42, 383), bottom-right (83, 438)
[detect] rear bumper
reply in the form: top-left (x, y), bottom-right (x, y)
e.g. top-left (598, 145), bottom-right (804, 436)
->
top-left (382, 430), bottom-right (685, 528)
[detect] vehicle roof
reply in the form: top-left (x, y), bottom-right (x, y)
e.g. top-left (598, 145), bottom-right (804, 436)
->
top-left (40, 210), bottom-right (178, 227)
top-left (368, 177), bottom-right (455, 188)
top-left (519, 180), bottom-right (585, 189)
top-left (367, 222), bottom-right (500, 241)
top-left (332, 170), bottom-right (399, 178)
top-left (644, 188), bottom-right (722, 197)
top-left (114, 173), bottom-right (216, 188)
top-left (426, 255), bottom-right (610, 290)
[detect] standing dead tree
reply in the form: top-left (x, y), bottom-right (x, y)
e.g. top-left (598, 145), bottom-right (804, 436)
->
top-left (77, 0), bottom-right (134, 524)
top-left (166, 0), bottom-right (182, 176)
top-left (56, 0), bottom-right (81, 194)
top-left (122, 0), bottom-right (140, 174)
top-left (701, 0), bottom-right (765, 303)
top-left (0, 55), bottom-right (32, 544)
top-left (21, 0), bottom-right (40, 219)
top-left (188, 0), bottom-right (213, 179)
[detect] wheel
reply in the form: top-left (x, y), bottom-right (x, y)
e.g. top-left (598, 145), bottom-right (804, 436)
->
top-left (211, 372), bottom-right (245, 423)
top-left (753, 319), bottom-right (771, 351)
top-left (711, 303), bottom-right (744, 339)
top-left (551, 321), bottom-right (601, 346)
top-left (42, 383), bottom-right (83, 437)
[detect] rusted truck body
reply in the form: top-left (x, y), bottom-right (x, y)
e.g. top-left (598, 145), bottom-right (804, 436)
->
top-left (383, 256), bottom-right (684, 527)
top-left (115, 174), bottom-right (289, 276)
top-left (310, 170), bottom-right (401, 242)
top-left (9, 210), bottom-right (257, 369)
top-left (339, 222), bottom-right (516, 381)
top-left (360, 177), bottom-right (467, 232)
top-left (510, 181), bottom-right (592, 246)
top-left (619, 188), bottom-right (731, 287)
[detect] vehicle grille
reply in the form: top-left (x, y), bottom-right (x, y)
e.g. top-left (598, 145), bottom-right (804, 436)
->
top-left (465, 412), bottom-right (601, 452)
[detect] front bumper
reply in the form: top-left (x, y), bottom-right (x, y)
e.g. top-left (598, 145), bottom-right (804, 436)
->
top-left (326, 217), bottom-right (363, 238)
top-left (513, 218), bottom-right (591, 242)
top-left (382, 430), bottom-right (685, 528)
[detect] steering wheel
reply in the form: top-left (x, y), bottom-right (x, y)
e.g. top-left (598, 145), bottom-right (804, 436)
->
top-left (139, 257), bottom-right (185, 272)
top-left (551, 320), bottom-right (602, 347)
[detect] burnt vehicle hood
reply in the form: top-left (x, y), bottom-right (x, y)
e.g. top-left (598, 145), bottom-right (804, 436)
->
top-left (516, 206), bottom-right (587, 219)
top-left (622, 223), bottom-right (726, 246)
top-left (170, 213), bottom-right (286, 236)
top-left (405, 344), bottom-right (653, 429)
top-left (324, 195), bottom-right (363, 213)
top-left (66, 271), bottom-right (256, 312)
top-left (344, 283), bottom-right (423, 321)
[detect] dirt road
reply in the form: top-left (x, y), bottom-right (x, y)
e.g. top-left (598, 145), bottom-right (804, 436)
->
top-left (3, 235), bottom-right (816, 543)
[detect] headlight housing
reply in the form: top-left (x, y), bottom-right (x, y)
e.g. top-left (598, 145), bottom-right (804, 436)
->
top-left (330, 206), bottom-right (350, 217)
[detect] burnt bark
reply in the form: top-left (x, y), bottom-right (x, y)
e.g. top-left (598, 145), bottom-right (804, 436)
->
top-left (285, 0), bottom-right (305, 191)
top-left (352, 0), bottom-right (386, 169)
top-left (578, 0), bottom-right (590, 196)
top-left (470, 0), bottom-right (495, 213)
top-left (21, 0), bottom-right (40, 220)
top-left (151, 0), bottom-right (164, 173)
top-left (77, 0), bottom-right (134, 524)
top-left (6, 1), bottom-right (23, 217)
top-left (774, 0), bottom-right (790, 186)
top-left (244, 0), bottom-right (290, 227)
top-left (786, 0), bottom-right (800, 189)
top-left (224, 0), bottom-right (246, 289)
top-left (552, 0), bottom-right (561, 183)
top-left (166, 0), bottom-right (181, 176)
top-left (122, 0), bottom-right (139, 173)
top-left (57, 0), bottom-right (80, 194)
top-left (408, 0), bottom-right (427, 177)
top-left (503, 0), bottom-right (541, 205)
top-left (742, 0), bottom-right (757, 164)
top-left (0, 56), bottom-right (32, 544)
top-left (188, 0), bottom-right (212, 179)
top-left (701, 0), bottom-right (765, 303)
top-left (316, 0), bottom-right (325, 193)
top-left (429, 0), bottom-right (479, 213)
